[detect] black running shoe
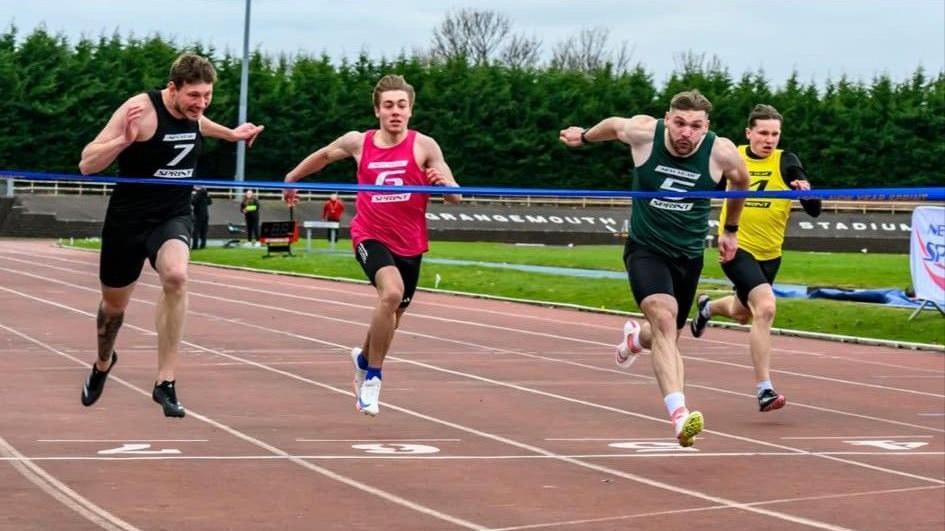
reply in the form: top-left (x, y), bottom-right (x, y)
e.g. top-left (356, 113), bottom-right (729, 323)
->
top-left (81, 352), bottom-right (117, 407)
top-left (758, 388), bottom-right (786, 412)
top-left (690, 294), bottom-right (711, 338)
top-left (152, 380), bottom-right (186, 418)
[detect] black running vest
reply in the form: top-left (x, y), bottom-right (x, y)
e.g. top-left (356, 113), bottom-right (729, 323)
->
top-left (108, 90), bottom-right (203, 221)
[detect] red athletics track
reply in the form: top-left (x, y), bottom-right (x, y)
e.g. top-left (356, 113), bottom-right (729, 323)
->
top-left (0, 240), bottom-right (942, 531)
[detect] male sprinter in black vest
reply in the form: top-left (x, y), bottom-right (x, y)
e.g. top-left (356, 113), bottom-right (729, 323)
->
top-left (78, 53), bottom-right (263, 417)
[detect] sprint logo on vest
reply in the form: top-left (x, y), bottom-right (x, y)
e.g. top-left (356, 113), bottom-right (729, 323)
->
top-left (652, 165), bottom-right (699, 211)
top-left (369, 160), bottom-right (411, 203)
top-left (154, 168), bottom-right (194, 178)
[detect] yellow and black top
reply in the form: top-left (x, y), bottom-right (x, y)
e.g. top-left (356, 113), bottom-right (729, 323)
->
top-left (719, 146), bottom-right (805, 260)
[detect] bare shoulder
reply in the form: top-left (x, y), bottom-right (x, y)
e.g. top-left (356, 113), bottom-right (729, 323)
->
top-left (337, 130), bottom-right (364, 152)
top-left (98, 93), bottom-right (153, 135)
top-left (120, 92), bottom-right (153, 112)
top-left (414, 131), bottom-right (444, 157)
top-left (128, 92), bottom-right (151, 105)
top-left (711, 136), bottom-right (740, 163)
top-left (624, 114), bottom-right (657, 144)
top-left (414, 131), bottom-right (440, 149)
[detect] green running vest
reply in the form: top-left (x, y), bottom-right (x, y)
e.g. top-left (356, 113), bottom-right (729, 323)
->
top-left (630, 119), bottom-right (717, 258)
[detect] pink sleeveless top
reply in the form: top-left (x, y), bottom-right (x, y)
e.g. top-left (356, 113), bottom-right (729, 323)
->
top-left (350, 130), bottom-right (430, 256)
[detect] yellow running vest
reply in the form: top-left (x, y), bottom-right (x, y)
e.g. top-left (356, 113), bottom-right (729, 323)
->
top-left (718, 146), bottom-right (792, 260)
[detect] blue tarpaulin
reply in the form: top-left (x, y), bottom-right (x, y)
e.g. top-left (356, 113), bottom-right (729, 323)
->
top-left (774, 284), bottom-right (922, 308)
top-left (806, 288), bottom-right (921, 308)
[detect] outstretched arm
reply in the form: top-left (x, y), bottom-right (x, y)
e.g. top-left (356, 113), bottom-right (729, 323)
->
top-left (716, 138), bottom-right (750, 263)
top-left (421, 136), bottom-right (461, 204)
top-left (283, 131), bottom-right (361, 206)
top-left (559, 115), bottom-right (654, 148)
top-left (199, 116), bottom-right (264, 147)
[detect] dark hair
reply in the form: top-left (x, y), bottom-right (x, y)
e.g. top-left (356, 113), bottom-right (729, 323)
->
top-left (747, 104), bottom-right (783, 128)
top-left (169, 53), bottom-right (217, 88)
top-left (669, 89), bottom-right (713, 114)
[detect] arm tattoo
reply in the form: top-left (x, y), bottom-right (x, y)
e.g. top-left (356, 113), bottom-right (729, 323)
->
top-left (97, 304), bottom-right (124, 363)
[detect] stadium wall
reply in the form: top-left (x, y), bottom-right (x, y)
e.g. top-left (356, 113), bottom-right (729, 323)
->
top-left (0, 194), bottom-right (920, 253)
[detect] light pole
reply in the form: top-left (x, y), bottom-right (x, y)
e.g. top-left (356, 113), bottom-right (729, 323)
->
top-left (234, 0), bottom-right (251, 198)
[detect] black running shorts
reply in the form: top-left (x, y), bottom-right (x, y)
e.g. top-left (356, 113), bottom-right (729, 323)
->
top-left (354, 239), bottom-right (422, 309)
top-left (721, 249), bottom-right (782, 306)
top-left (99, 214), bottom-right (193, 288)
top-left (623, 239), bottom-right (704, 330)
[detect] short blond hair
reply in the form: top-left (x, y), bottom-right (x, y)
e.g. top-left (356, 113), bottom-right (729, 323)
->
top-left (669, 89), bottom-right (712, 114)
top-left (372, 75), bottom-right (415, 108)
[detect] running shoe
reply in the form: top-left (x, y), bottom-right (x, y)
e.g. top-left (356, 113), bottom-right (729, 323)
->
top-left (81, 352), bottom-right (117, 407)
top-left (357, 377), bottom-right (382, 417)
top-left (689, 294), bottom-right (711, 338)
top-left (615, 320), bottom-right (642, 368)
top-left (672, 408), bottom-right (704, 448)
top-left (350, 347), bottom-right (367, 410)
top-left (152, 380), bottom-right (185, 418)
top-left (758, 389), bottom-right (786, 412)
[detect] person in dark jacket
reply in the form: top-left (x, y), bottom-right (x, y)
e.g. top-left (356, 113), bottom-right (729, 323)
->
top-left (191, 186), bottom-right (212, 249)
top-left (240, 189), bottom-right (261, 244)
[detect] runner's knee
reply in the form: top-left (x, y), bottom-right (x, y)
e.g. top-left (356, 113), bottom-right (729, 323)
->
top-left (160, 268), bottom-right (188, 293)
top-left (751, 301), bottom-right (776, 324)
top-left (643, 305), bottom-right (677, 335)
top-left (378, 287), bottom-right (404, 309)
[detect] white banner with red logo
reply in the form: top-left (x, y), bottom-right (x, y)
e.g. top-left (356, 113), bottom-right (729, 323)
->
top-left (910, 206), bottom-right (945, 304)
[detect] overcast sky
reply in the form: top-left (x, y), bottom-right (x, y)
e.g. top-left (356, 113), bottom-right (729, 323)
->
top-left (3, 0), bottom-right (943, 86)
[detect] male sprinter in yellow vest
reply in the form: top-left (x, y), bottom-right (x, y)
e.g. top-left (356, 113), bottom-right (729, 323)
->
top-left (690, 104), bottom-right (821, 412)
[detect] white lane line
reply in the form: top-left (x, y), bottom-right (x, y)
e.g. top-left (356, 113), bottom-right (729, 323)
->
top-left (114, 275), bottom-right (945, 433)
top-left (38, 439), bottom-right (208, 443)
top-left (490, 485), bottom-right (945, 531)
top-left (3, 268), bottom-right (943, 486)
top-left (12, 251), bottom-right (944, 385)
top-left (297, 438), bottom-right (461, 442)
top-left (0, 436), bottom-right (139, 531)
top-left (782, 436), bottom-right (935, 440)
top-left (186, 275), bottom-right (945, 398)
top-left (26, 247), bottom-right (945, 366)
top-left (0, 287), bottom-right (857, 531)
top-left (3, 451), bottom-right (943, 462)
top-left (547, 437), bottom-right (701, 441)
top-left (0, 320), bottom-right (487, 531)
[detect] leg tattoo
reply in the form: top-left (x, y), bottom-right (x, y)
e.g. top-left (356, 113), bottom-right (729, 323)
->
top-left (97, 304), bottom-right (124, 363)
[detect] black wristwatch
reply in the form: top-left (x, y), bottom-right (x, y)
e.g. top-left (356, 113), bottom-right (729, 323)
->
top-left (723, 224), bottom-right (739, 233)
top-left (580, 130), bottom-right (590, 145)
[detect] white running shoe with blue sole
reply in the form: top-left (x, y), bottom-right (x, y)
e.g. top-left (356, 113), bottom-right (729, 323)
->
top-left (357, 377), bottom-right (382, 417)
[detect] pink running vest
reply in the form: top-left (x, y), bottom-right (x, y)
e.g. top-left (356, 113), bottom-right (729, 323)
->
top-left (350, 130), bottom-right (430, 256)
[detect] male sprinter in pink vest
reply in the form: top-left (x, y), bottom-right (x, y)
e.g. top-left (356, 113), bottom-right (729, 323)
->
top-left (283, 75), bottom-right (461, 416)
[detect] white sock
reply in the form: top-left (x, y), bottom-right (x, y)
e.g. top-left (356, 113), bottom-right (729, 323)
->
top-left (756, 380), bottom-right (773, 396)
top-left (663, 392), bottom-right (686, 417)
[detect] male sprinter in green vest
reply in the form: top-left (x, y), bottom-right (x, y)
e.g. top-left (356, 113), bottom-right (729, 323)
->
top-left (560, 90), bottom-right (749, 447)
